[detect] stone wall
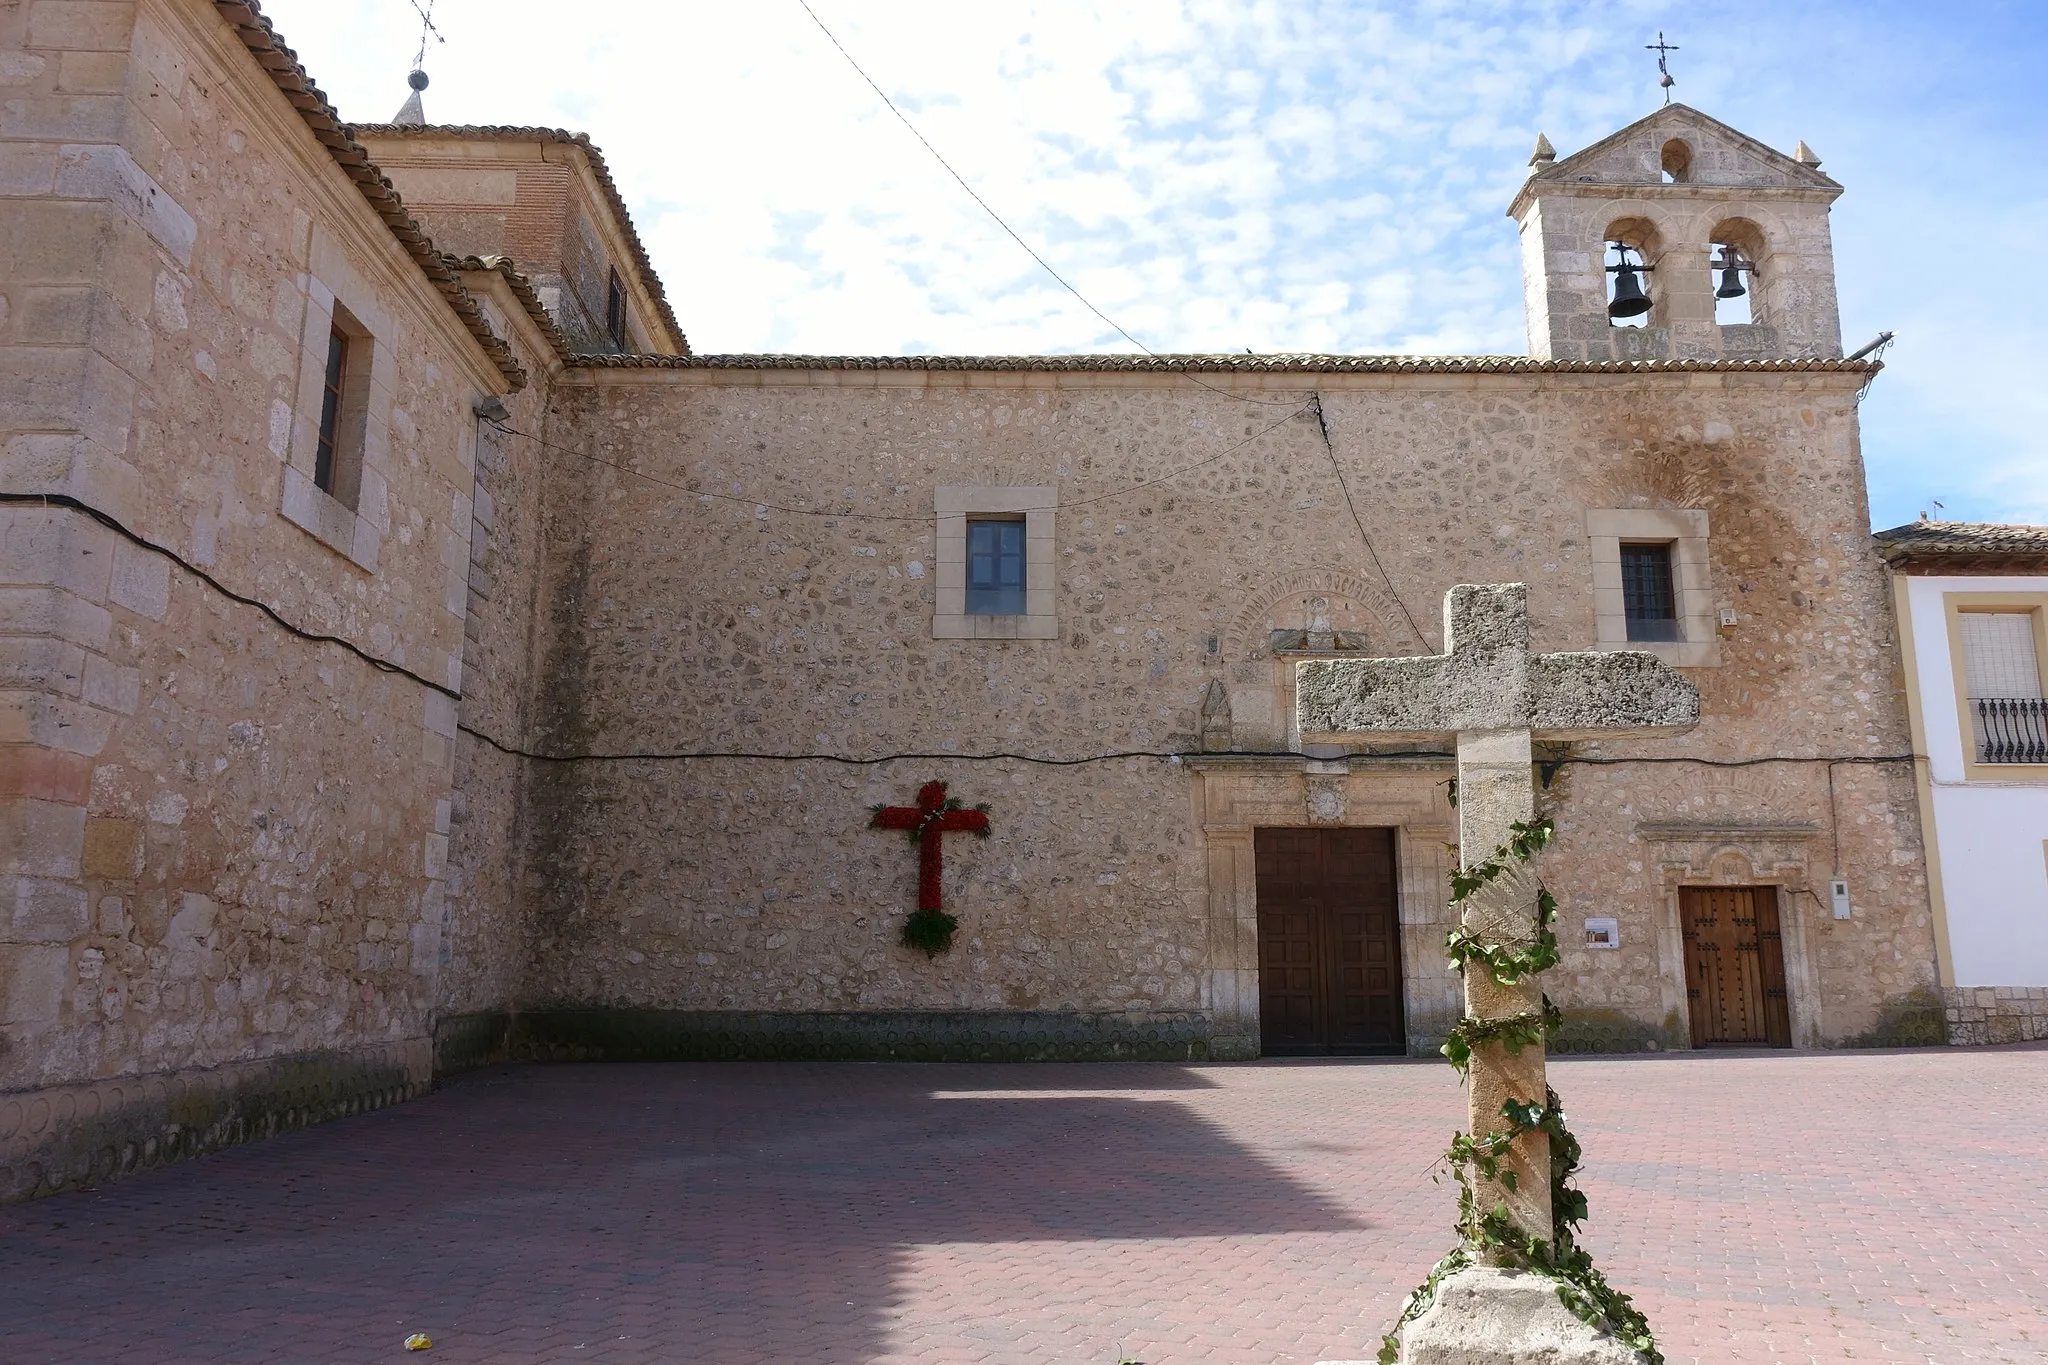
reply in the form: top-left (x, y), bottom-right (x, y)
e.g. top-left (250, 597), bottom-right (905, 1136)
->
top-left (507, 364), bottom-right (1936, 1053)
top-left (1944, 987), bottom-right (2048, 1047)
top-left (2, 0), bottom-right (509, 1198)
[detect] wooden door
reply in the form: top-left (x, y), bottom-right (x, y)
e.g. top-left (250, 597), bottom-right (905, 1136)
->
top-left (1255, 828), bottom-right (1404, 1055)
top-left (1680, 886), bottom-right (1792, 1048)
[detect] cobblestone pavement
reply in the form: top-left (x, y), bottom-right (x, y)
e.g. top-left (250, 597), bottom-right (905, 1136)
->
top-left (4, 1048), bottom-right (2046, 1364)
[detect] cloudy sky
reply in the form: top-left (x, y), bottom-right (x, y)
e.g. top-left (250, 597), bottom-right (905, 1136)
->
top-left (259, 0), bottom-right (2047, 529)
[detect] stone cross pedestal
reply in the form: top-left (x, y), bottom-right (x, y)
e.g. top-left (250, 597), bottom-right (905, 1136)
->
top-left (1298, 584), bottom-right (1697, 1363)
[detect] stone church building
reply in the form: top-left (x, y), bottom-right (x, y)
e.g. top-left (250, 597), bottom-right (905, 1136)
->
top-left (2, 0), bottom-right (1943, 1201)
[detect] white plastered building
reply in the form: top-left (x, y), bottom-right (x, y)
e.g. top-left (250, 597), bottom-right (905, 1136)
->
top-left (1879, 522), bottom-right (2048, 1042)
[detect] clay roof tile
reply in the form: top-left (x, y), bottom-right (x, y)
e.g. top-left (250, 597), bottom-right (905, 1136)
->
top-left (1873, 520), bottom-right (2048, 571)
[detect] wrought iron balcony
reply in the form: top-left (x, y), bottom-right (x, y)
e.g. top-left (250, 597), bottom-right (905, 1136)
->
top-left (1974, 697), bottom-right (2048, 764)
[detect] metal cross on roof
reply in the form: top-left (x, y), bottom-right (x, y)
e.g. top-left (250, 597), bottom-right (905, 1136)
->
top-left (1648, 32), bottom-right (1680, 104)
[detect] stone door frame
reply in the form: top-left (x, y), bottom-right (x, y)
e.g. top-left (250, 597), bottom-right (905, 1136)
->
top-left (1637, 822), bottom-right (1823, 1048)
top-left (1186, 755), bottom-right (1458, 1056)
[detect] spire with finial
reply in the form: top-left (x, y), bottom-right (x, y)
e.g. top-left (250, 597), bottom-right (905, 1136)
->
top-left (393, 67), bottom-right (428, 125)
top-left (392, 0), bottom-right (442, 125)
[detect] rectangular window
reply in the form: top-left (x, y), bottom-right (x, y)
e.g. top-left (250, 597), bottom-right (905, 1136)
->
top-left (315, 323), bottom-right (349, 495)
top-left (965, 519), bottom-right (1026, 616)
top-left (605, 266), bottom-right (627, 350)
top-left (1961, 611), bottom-right (2047, 764)
top-left (311, 303), bottom-right (370, 509)
top-left (1620, 542), bottom-right (1680, 642)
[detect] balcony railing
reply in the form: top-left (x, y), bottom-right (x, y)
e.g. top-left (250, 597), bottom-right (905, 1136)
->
top-left (1974, 697), bottom-right (2048, 764)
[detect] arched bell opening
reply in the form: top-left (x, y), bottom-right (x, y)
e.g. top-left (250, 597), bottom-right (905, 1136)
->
top-left (1709, 217), bottom-right (1768, 326)
top-left (1604, 217), bottom-right (1663, 329)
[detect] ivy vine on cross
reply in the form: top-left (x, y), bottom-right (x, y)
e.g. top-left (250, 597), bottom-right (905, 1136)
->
top-left (870, 781), bottom-right (991, 956)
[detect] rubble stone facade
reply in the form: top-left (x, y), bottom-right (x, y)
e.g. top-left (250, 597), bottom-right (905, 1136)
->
top-left (2, 1), bottom-right (1943, 1203)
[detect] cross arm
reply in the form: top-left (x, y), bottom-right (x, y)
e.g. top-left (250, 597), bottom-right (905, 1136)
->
top-left (1295, 582), bottom-right (1700, 742)
top-left (1526, 649), bottom-right (1699, 736)
top-left (1297, 656), bottom-right (1468, 738)
top-left (870, 807), bottom-right (923, 830)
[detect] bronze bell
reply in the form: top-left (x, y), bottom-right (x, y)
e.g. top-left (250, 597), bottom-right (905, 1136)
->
top-left (1608, 265), bottom-right (1652, 318)
top-left (1715, 263), bottom-right (1748, 300)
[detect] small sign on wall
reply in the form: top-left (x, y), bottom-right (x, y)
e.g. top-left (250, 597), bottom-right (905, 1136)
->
top-left (1584, 917), bottom-right (1620, 949)
top-left (1830, 879), bottom-right (1852, 919)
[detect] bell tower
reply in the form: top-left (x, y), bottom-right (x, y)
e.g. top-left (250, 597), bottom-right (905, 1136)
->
top-left (1507, 105), bottom-right (1844, 362)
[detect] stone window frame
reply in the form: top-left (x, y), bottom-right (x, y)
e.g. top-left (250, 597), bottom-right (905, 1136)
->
top-left (1942, 590), bottom-right (2048, 783)
top-left (934, 486), bottom-right (1056, 640)
top-left (280, 233), bottom-right (396, 573)
top-left (1587, 508), bottom-right (1719, 666)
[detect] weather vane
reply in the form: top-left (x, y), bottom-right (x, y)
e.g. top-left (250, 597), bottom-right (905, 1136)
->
top-left (1647, 32), bottom-right (1679, 105)
top-left (407, 0), bottom-right (443, 82)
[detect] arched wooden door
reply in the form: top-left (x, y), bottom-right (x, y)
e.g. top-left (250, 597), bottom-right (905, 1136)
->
top-left (1254, 827), bottom-right (1404, 1055)
top-left (1680, 885), bottom-right (1792, 1047)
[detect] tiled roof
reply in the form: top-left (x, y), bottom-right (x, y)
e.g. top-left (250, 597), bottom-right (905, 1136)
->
top-left (213, 3), bottom-right (526, 391)
top-left (446, 255), bottom-right (572, 365)
top-left (567, 352), bottom-right (1880, 375)
top-left (1874, 521), bottom-right (2048, 569)
top-left (348, 124), bottom-right (688, 356)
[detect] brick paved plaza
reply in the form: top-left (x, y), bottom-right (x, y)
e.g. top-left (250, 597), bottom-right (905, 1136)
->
top-left (3, 1048), bottom-right (2045, 1364)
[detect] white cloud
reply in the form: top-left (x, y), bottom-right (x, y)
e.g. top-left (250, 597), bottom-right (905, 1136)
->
top-left (259, 0), bottom-right (2047, 527)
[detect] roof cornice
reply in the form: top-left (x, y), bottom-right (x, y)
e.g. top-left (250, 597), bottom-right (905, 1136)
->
top-left (567, 352), bottom-right (1880, 376)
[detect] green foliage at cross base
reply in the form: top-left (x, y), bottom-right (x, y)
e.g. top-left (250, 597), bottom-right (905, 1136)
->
top-left (901, 908), bottom-right (959, 957)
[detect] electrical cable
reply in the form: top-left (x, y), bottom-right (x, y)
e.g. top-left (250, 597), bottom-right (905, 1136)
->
top-left (2, 491), bottom-right (460, 703)
top-left (6, 491), bottom-right (1925, 777)
top-left (1306, 391), bottom-right (1430, 648)
top-left (791, 0), bottom-right (1302, 410)
top-left (1551, 754), bottom-right (1912, 768)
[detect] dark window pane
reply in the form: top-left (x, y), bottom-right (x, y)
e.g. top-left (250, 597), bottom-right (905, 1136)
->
top-left (1621, 543), bottom-right (1679, 642)
top-left (606, 268), bottom-right (627, 350)
top-left (315, 325), bottom-right (348, 494)
top-left (966, 520), bottom-right (1025, 615)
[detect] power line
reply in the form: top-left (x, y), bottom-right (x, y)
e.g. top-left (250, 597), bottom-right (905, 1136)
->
top-left (1306, 392), bottom-right (1430, 648)
top-left (9, 491), bottom-right (1923, 777)
top-left (791, 0), bottom-right (1300, 409)
top-left (3, 492), bottom-right (460, 703)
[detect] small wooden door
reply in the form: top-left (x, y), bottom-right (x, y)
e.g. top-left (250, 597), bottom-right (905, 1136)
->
top-left (1255, 827), bottom-right (1404, 1055)
top-left (1680, 886), bottom-right (1792, 1048)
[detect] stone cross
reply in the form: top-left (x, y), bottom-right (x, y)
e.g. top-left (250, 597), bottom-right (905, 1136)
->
top-left (1297, 584), bottom-right (1697, 1242)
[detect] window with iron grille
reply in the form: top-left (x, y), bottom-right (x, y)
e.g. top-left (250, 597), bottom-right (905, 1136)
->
top-left (1620, 542), bottom-right (1680, 642)
top-left (966, 519), bottom-right (1026, 616)
top-left (1961, 611), bottom-right (2047, 764)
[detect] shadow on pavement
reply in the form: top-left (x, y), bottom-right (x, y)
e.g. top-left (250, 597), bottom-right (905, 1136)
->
top-left (0, 1061), bottom-right (1363, 1363)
